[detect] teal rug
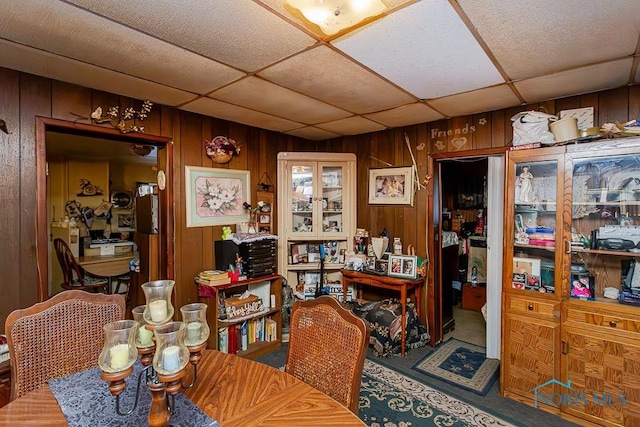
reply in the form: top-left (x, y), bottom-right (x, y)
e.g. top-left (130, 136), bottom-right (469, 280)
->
top-left (361, 359), bottom-right (513, 426)
top-left (411, 339), bottom-right (499, 396)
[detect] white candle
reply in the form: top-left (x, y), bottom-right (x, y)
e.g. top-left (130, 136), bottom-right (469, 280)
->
top-left (162, 345), bottom-right (181, 372)
top-left (138, 325), bottom-right (153, 347)
top-left (186, 323), bottom-right (202, 343)
top-left (110, 343), bottom-right (130, 370)
top-left (149, 300), bottom-right (168, 322)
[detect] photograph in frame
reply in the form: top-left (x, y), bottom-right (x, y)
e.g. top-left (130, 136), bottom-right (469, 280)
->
top-left (185, 166), bottom-right (250, 228)
top-left (387, 254), bottom-right (418, 279)
top-left (368, 166), bottom-right (415, 206)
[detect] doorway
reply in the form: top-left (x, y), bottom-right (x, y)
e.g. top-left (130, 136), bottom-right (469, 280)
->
top-left (433, 154), bottom-right (503, 359)
top-left (35, 117), bottom-right (174, 304)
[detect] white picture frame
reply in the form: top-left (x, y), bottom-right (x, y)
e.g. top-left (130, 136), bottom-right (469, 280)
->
top-left (368, 166), bottom-right (415, 206)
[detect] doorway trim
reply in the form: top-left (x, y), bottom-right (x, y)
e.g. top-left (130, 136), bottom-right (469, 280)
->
top-left (429, 147), bottom-right (506, 357)
top-left (35, 117), bottom-right (174, 301)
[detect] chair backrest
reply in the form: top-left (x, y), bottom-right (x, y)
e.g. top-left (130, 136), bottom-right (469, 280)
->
top-left (285, 295), bottom-right (370, 414)
top-left (53, 237), bottom-right (84, 286)
top-left (5, 290), bottom-right (125, 400)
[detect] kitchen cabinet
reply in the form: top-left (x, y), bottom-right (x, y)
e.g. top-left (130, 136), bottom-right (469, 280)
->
top-left (276, 152), bottom-right (356, 303)
top-left (501, 138), bottom-right (640, 426)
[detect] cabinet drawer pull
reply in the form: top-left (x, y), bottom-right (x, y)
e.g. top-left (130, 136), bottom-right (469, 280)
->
top-left (609, 320), bottom-right (617, 327)
top-left (528, 304), bottom-right (534, 311)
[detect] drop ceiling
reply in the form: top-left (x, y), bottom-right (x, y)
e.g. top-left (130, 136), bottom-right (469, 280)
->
top-left (1, 0), bottom-right (639, 141)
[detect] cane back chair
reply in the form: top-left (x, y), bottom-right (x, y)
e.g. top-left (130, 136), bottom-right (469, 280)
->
top-left (285, 295), bottom-right (370, 414)
top-left (5, 290), bottom-right (125, 400)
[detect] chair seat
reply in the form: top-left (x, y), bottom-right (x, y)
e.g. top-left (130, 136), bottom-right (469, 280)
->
top-left (82, 277), bottom-right (109, 285)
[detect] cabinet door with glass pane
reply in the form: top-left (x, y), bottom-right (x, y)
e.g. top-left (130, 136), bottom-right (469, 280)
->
top-left (287, 161), bottom-right (316, 238)
top-left (568, 145), bottom-right (640, 305)
top-left (504, 147), bottom-right (567, 300)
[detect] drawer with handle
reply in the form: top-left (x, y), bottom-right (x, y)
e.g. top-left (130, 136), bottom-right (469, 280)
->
top-left (505, 294), bottom-right (559, 320)
top-left (564, 305), bottom-right (640, 333)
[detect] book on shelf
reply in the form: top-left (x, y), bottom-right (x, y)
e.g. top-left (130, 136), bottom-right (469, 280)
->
top-left (265, 317), bottom-right (277, 342)
top-left (195, 270), bottom-right (230, 286)
top-left (240, 321), bottom-right (249, 351)
top-left (228, 324), bottom-right (238, 355)
top-left (218, 327), bottom-right (228, 354)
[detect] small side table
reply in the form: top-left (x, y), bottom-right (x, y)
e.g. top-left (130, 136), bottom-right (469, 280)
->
top-left (462, 283), bottom-right (486, 311)
top-left (340, 269), bottom-right (424, 356)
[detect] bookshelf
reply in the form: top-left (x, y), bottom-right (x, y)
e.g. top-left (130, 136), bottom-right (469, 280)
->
top-left (198, 274), bottom-right (282, 359)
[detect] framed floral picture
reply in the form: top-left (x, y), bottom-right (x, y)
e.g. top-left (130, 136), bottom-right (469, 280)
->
top-left (185, 166), bottom-right (250, 227)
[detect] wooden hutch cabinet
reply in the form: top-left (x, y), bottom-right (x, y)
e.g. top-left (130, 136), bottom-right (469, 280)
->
top-left (276, 152), bottom-right (356, 303)
top-left (502, 138), bottom-right (640, 426)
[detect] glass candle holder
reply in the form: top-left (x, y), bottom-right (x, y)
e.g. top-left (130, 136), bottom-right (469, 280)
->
top-left (98, 320), bottom-right (138, 373)
top-left (142, 280), bottom-right (175, 325)
top-left (152, 322), bottom-right (189, 375)
top-left (180, 303), bottom-right (210, 347)
top-left (132, 305), bottom-right (154, 348)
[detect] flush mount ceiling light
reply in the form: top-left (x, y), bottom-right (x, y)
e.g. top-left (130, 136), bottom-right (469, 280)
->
top-left (130, 144), bottom-right (154, 157)
top-left (285, 0), bottom-right (388, 35)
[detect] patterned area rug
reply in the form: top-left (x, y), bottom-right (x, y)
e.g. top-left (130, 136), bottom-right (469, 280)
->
top-left (411, 339), bottom-right (500, 396)
top-left (360, 359), bottom-right (513, 427)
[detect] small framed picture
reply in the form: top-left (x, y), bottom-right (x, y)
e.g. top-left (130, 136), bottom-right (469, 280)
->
top-left (387, 254), bottom-right (418, 279)
top-left (307, 243), bottom-right (321, 262)
top-left (290, 243), bottom-right (308, 264)
top-left (571, 274), bottom-right (595, 300)
top-left (259, 214), bottom-right (270, 224)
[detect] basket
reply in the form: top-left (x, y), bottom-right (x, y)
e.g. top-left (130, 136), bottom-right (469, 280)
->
top-left (208, 151), bottom-right (233, 164)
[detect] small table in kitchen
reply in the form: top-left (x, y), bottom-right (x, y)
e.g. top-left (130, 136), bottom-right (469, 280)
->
top-left (340, 269), bottom-right (424, 356)
top-left (77, 252), bottom-right (138, 293)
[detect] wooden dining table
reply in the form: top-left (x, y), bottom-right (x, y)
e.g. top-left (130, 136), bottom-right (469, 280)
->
top-left (0, 350), bottom-right (365, 426)
top-left (77, 253), bottom-right (137, 278)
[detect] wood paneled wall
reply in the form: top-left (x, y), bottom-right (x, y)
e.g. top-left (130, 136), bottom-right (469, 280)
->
top-left (1, 63), bottom-right (638, 334)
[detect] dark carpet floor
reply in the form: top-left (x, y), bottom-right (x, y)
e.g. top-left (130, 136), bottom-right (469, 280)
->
top-left (255, 342), bottom-right (580, 427)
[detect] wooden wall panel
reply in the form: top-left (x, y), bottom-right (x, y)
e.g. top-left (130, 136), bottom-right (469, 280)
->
top-left (2, 62), bottom-right (640, 339)
top-left (20, 74), bottom-right (51, 305)
top-left (177, 113), bottom-right (205, 310)
top-left (599, 87), bottom-right (629, 124)
top-left (0, 68), bottom-right (21, 334)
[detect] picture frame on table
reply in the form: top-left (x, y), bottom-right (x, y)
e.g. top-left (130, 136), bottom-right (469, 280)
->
top-left (368, 166), bottom-right (415, 206)
top-left (185, 166), bottom-right (250, 228)
top-left (387, 254), bottom-right (418, 279)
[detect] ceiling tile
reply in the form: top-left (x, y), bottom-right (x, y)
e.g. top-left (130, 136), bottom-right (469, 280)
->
top-left (0, 40), bottom-right (195, 106)
top-left (334, 0), bottom-right (505, 99)
top-left (285, 126), bottom-right (341, 141)
top-left (259, 45), bottom-right (415, 114)
top-left (428, 85), bottom-right (521, 117)
top-left (515, 59), bottom-right (633, 103)
top-left (66, 0), bottom-right (317, 72)
top-left (210, 76), bottom-right (352, 124)
top-left (181, 97), bottom-right (304, 133)
top-left (315, 116), bottom-right (387, 135)
top-left (0, 0), bottom-right (244, 94)
top-left (459, 0), bottom-right (640, 80)
top-left (364, 103), bottom-right (444, 127)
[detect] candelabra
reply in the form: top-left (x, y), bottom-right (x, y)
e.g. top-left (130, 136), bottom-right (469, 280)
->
top-left (98, 280), bottom-right (210, 427)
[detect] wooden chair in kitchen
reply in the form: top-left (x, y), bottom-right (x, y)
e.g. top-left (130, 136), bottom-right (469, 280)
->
top-left (53, 238), bottom-right (109, 293)
top-left (285, 295), bottom-right (370, 414)
top-left (5, 290), bottom-right (125, 400)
